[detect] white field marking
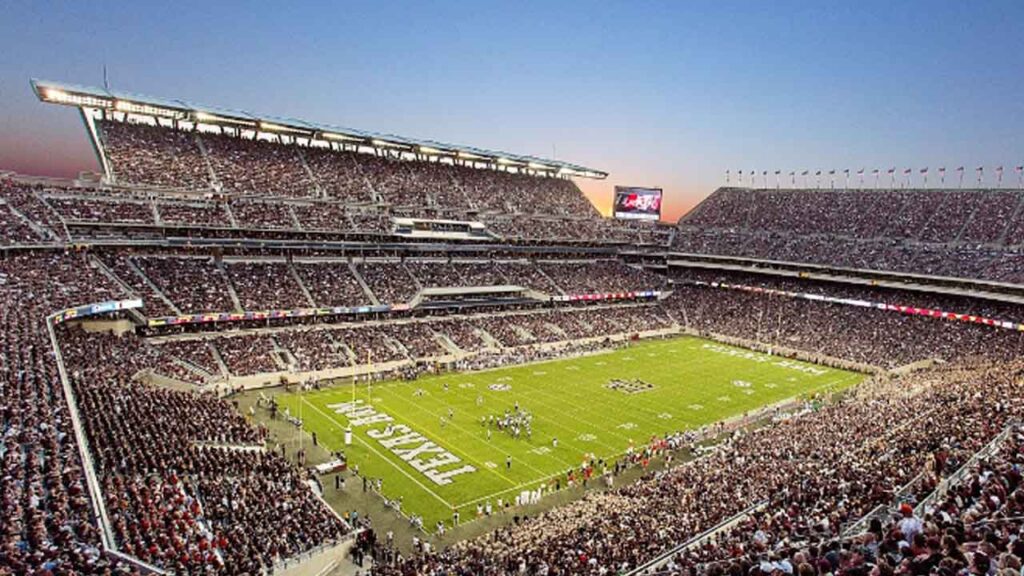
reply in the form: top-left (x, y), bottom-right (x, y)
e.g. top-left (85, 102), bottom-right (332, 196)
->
top-left (378, 385), bottom-right (545, 483)
top-left (454, 370), bottom-right (864, 511)
top-left (503, 384), bottom-right (627, 452)
top-left (533, 371), bottom-right (547, 376)
top-left (455, 445), bottom-right (631, 509)
top-left (300, 398), bottom-right (455, 509)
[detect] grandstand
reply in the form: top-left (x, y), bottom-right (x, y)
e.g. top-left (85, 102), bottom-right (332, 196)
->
top-left (2, 79), bottom-right (1024, 576)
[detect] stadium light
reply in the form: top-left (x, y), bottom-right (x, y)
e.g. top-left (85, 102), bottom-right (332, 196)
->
top-left (372, 139), bottom-right (410, 149)
top-left (43, 88), bottom-right (112, 108)
top-left (258, 121), bottom-right (308, 135)
top-left (457, 151), bottom-right (486, 160)
top-left (193, 111), bottom-right (256, 127)
top-left (419, 145), bottom-right (444, 155)
top-left (528, 162), bottom-right (553, 170)
top-left (321, 131), bottom-right (362, 142)
top-left (115, 100), bottom-right (184, 119)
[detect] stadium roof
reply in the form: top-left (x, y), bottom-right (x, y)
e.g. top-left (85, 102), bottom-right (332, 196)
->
top-left (31, 79), bottom-right (607, 179)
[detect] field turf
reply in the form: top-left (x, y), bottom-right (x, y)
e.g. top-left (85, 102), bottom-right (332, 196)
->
top-left (277, 335), bottom-right (863, 531)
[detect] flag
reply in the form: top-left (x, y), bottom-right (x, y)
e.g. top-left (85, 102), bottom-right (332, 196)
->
top-left (857, 168), bottom-right (865, 175)
top-left (843, 169), bottom-right (850, 175)
top-left (815, 170), bottom-right (822, 176)
top-left (774, 170), bottom-right (781, 175)
top-left (888, 168), bottom-right (896, 174)
top-left (801, 170), bottom-right (809, 176)
top-left (920, 167), bottom-right (928, 174)
top-left (977, 166), bottom-right (984, 171)
top-left (956, 166), bottom-right (965, 172)
top-left (939, 167), bottom-right (946, 173)
top-left (872, 169), bottom-right (879, 174)
top-left (828, 169), bottom-right (835, 175)
top-left (903, 168), bottom-right (912, 175)
top-left (1016, 166), bottom-right (1023, 172)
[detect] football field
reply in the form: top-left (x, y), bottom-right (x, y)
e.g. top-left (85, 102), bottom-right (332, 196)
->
top-left (277, 336), bottom-right (863, 531)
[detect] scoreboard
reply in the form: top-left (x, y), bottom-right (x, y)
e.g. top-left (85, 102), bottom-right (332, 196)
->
top-left (613, 186), bottom-right (663, 221)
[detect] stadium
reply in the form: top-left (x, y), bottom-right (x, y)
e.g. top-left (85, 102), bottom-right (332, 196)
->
top-left (4, 8), bottom-right (1024, 575)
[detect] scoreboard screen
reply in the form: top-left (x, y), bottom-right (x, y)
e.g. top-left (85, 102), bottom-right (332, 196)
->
top-left (613, 186), bottom-right (662, 221)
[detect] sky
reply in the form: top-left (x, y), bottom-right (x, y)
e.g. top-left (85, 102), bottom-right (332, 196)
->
top-left (2, 1), bottom-right (1024, 222)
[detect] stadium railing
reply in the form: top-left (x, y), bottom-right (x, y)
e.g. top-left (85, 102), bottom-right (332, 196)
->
top-left (841, 420), bottom-right (1018, 540)
top-left (45, 308), bottom-right (169, 575)
top-left (914, 421), bottom-right (1018, 516)
top-left (626, 500), bottom-right (769, 576)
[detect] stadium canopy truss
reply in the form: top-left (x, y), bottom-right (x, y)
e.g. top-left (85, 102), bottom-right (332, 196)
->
top-left (31, 78), bottom-right (608, 181)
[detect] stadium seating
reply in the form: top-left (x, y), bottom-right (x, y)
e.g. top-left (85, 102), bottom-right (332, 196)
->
top-left (94, 119), bottom-right (597, 216)
top-left (675, 187), bottom-right (1024, 285)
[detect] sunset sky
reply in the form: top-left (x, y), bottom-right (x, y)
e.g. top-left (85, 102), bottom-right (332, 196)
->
top-left (2, 1), bottom-right (1024, 221)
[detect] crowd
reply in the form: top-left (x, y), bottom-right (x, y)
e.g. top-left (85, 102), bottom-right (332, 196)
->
top-left (60, 327), bottom-right (349, 574)
top-left (155, 200), bottom-right (229, 228)
top-left (293, 261), bottom-right (373, 308)
top-left (0, 250), bottom-right (350, 574)
top-left (95, 118), bottom-right (597, 215)
top-left (99, 120), bottom-right (211, 190)
top-left (663, 275), bottom-right (1024, 369)
top-left (133, 256), bottom-right (236, 314)
top-left (223, 261), bottom-right (310, 311)
top-left (674, 187), bottom-right (1024, 285)
top-left (538, 260), bottom-right (667, 294)
top-left (0, 181), bottom-right (66, 242)
top-left (0, 309), bottom-right (128, 574)
top-left (47, 196), bottom-right (154, 225)
top-left (0, 190), bottom-right (48, 245)
top-left (144, 304), bottom-right (671, 378)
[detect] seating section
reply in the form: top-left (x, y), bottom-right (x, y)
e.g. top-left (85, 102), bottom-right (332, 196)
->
top-left (93, 119), bottom-right (596, 216)
top-left (133, 256), bottom-right (236, 314)
top-left (293, 261), bottom-right (371, 307)
top-left (224, 261), bottom-right (310, 310)
top-left (99, 120), bottom-right (211, 189)
top-left (675, 187), bottom-right (1024, 284)
top-left (62, 327), bottom-right (347, 574)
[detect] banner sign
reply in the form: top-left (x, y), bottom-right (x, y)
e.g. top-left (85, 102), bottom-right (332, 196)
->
top-left (553, 290), bottom-right (660, 303)
top-left (697, 281), bottom-right (1024, 332)
top-left (54, 299), bottom-right (144, 324)
top-left (147, 304), bottom-right (392, 327)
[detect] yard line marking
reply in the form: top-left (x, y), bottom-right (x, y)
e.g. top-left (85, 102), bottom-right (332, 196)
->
top-left (299, 397), bottom-right (455, 509)
top-left (376, 383), bottom-right (553, 483)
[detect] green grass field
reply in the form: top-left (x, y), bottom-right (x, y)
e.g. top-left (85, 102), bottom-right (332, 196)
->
top-left (277, 336), bottom-right (863, 531)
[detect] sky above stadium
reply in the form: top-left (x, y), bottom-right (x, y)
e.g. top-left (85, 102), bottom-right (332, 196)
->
top-left (2, 1), bottom-right (1023, 221)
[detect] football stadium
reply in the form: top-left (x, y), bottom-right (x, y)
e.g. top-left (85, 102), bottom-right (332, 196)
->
top-left (3, 4), bottom-right (1024, 576)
